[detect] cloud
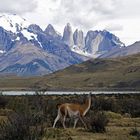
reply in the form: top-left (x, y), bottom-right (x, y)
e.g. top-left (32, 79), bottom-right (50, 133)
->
top-left (0, 0), bottom-right (37, 14)
top-left (116, 0), bottom-right (140, 18)
top-left (2, 0), bottom-right (139, 45)
top-left (43, 0), bottom-right (122, 31)
top-left (105, 24), bottom-right (123, 32)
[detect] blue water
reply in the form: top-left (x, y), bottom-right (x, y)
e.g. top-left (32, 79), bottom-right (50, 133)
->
top-left (1, 91), bottom-right (140, 95)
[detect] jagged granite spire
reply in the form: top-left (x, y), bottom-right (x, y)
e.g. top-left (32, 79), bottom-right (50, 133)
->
top-left (62, 23), bottom-right (74, 47)
top-left (73, 29), bottom-right (85, 49)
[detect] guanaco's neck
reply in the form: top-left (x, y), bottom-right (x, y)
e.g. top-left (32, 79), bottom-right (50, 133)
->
top-left (82, 95), bottom-right (91, 116)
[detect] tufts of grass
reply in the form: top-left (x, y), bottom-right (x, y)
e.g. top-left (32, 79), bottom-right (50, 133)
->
top-left (130, 126), bottom-right (140, 140)
top-left (43, 128), bottom-right (73, 140)
top-left (104, 111), bottom-right (122, 119)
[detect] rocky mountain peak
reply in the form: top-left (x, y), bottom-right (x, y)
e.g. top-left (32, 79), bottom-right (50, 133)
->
top-left (73, 29), bottom-right (85, 48)
top-left (62, 23), bottom-right (74, 47)
top-left (84, 30), bottom-right (125, 57)
top-left (45, 24), bottom-right (55, 34)
top-left (0, 14), bottom-right (138, 76)
top-left (28, 24), bottom-right (43, 33)
top-left (44, 24), bottom-right (61, 39)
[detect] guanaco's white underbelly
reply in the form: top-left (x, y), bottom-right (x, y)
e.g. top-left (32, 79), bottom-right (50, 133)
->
top-left (67, 106), bottom-right (79, 117)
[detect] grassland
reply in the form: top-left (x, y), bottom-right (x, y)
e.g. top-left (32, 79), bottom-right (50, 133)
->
top-left (44, 115), bottom-right (140, 140)
top-left (0, 94), bottom-right (140, 140)
top-left (1, 111), bottom-right (140, 140)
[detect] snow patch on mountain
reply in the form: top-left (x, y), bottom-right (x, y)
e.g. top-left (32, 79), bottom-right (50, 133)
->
top-left (21, 29), bottom-right (43, 48)
top-left (15, 36), bottom-right (20, 41)
top-left (21, 29), bottom-right (37, 40)
top-left (0, 14), bottom-right (44, 48)
top-left (113, 39), bottom-right (125, 48)
top-left (37, 40), bottom-right (43, 48)
top-left (0, 50), bottom-right (6, 54)
top-left (71, 45), bottom-right (89, 56)
top-left (0, 14), bottom-right (30, 33)
top-left (71, 45), bottom-right (103, 58)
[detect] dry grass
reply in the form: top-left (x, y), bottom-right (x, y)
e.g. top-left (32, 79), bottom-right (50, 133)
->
top-left (42, 117), bottom-right (140, 140)
top-left (0, 115), bottom-right (7, 122)
top-left (104, 111), bottom-right (123, 119)
top-left (42, 126), bottom-right (140, 140)
top-left (109, 118), bottom-right (140, 127)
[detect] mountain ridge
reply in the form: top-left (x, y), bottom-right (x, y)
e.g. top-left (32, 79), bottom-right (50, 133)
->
top-left (0, 14), bottom-right (88, 76)
top-left (0, 13), bottom-right (139, 76)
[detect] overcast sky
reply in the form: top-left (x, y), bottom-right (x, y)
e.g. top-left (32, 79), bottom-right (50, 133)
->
top-left (0, 0), bottom-right (140, 45)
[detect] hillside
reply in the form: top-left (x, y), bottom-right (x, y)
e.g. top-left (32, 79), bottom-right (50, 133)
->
top-left (100, 41), bottom-right (140, 58)
top-left (0, 53), bottom-right (140, 91)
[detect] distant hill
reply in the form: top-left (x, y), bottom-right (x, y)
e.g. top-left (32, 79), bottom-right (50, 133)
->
top-left (100, 41), bottom-right (140, 58)
top-left (0, 53), bottom-right (140, 91)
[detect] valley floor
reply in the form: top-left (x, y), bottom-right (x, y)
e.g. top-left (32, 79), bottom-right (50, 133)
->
top-left (0, 115), bottom-right (140, 140)
top-left (0, 94), bottom-right (140, 140)
top-left (42, 127), bottom-right (140, 140)
top-left (42, 117), bottom-right (140, 140)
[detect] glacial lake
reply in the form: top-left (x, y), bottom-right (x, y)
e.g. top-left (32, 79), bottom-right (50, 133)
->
top-left (1, 91), bottom-right (140, 95)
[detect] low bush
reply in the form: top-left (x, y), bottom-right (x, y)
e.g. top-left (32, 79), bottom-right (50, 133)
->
top-left (119, 98), bottom-right (140, 117)
top-left (0, 108), bottom-right (13, 116)
top-left (87, 111), bottom-right (109, 133)
top-left (130, 127), bottom-right (140, 140)
top-left (92, 97), bottom-right (119, 113)
top-left (0, 95), bottom-right (8, 108)
top-left (0, 112), bottom-right (44, 140)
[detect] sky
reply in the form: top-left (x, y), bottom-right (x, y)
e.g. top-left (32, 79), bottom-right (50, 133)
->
top-left (0, 0), bottom-right (140, 45)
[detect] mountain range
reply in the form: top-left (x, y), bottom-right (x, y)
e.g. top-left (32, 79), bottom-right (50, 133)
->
top-left (0, 14), bottom-right (140, 76)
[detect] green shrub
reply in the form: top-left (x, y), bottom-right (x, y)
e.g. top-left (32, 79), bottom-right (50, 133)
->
top-left (0, 96), bottom-right (8, 108)
top-left (120, 98), bottom-right (140, 117)
top-left (130, 127), bottom-right (140, 140)
top-left (92, 97), bottom-right (119, 113)
top-left (0, 112), bottom-right (44, 140)
top-left (87, 111), bottom-right (109, 133)
top-left (0, 95), bottom-right (46, 140)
